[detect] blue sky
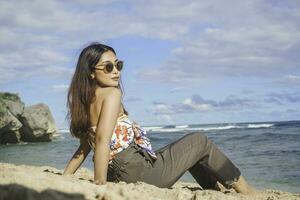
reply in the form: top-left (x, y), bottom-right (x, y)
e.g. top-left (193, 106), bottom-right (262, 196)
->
top-left (0, 0), bottom-right (299, 128)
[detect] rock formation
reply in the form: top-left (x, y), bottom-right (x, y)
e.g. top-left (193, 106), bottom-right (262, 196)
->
top-left (0, 92), bottom-right (57, 144)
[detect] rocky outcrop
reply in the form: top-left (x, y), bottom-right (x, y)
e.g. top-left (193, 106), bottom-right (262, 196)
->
top-left (0, 92), bottom-right (57, 144)
top-left (19, 103), bottom-right (57, 142)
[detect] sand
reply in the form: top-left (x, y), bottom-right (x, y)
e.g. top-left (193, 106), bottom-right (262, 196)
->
top-left (0, 162), bottom-right (299, 200)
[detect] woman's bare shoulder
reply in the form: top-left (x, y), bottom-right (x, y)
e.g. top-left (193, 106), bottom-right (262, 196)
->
top-left (95, 87), bottom-right (121, 100)
top-left (89, 87), bottom-right (122, 126)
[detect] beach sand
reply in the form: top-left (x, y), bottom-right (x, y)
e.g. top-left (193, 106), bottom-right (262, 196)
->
top-left (0, 162), bottom-right (299, 200)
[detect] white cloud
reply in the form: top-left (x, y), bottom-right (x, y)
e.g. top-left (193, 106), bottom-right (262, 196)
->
top-left (0, 0), bottom-right (194, 84)
top-left (136, 0), bottom-right (300, 84)
top-left (0, 45), bottom-right (72, 83)
top-left (275, 75), bottom-right (300, 86)
top-left (265, 92), bottom-right (300, 105)
top-left (138, 22), bottom-right (300, 83)
top-left (1, 0), bottom-right (300, 88)
top-left (151, 103), bottom-right (176, 115)
top-left (150, 94), bottom-right (256, 115)
top-left (182, 98), bottom-right (213, 111)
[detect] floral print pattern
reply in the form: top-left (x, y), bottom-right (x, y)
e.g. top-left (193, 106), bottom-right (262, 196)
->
top-left (87, 114), bottom-right (157, 164)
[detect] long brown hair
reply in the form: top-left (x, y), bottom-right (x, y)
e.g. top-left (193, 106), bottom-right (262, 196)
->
top-left (66, 42), bottom-right (128, 139)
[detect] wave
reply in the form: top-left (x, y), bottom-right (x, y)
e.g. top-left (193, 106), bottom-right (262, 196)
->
top-left (176, 125), bottom-right (189, 129)
top-left (143, 126), bottom-right (164, 131)
top-left (146, 125), bottom-right (242, 132)
top-left (148, 128), bottom-right (182, 133)
top-left (247, 124), bottom-right (274, 128)
top-left (201, 125), bottom-right (242, 131)
top-left (52, 133), bottom-right (61, 137)
top-left (56, 123), bottom-right (276, 134)
top-left (58, 129), bottom-right (70, 133)
top-left (145, 123), bottom-right (276, 133)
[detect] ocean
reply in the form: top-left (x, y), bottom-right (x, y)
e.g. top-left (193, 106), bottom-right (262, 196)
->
top-left (1, 120), bottom-right (299, 193)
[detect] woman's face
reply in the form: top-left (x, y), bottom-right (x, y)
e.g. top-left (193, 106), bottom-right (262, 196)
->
top-left (91, 50), bottom-right (121, 88)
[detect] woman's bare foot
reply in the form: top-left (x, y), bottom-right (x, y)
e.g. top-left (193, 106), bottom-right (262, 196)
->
top-left (232, 175), bottom-right (257, 195)
top-left (215, 181), bottom-right (235, 194)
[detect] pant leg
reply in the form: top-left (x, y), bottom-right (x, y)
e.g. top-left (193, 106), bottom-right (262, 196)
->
top-left (186, 132), bottom-right (241, 189)
top-left (110, 132), bottom-right (241, 189)
top-left (107, 142), bottom-right (148, 183)
top-left (189, 163), bottom-right (219, 189)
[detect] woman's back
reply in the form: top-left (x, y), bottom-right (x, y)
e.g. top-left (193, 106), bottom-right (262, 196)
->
top-left (89, 87), bottom-right (125, 128)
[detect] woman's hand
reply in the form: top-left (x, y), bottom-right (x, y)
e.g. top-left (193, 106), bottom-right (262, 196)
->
top-left (93, 179), bottom-right (106, 185)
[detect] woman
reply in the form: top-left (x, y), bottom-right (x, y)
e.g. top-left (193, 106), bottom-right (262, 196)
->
top-left (63, 42), bottom-right (255, 195)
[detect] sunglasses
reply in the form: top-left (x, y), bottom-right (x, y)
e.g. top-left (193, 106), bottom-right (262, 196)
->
top-left (94, 60), bottom-right (124, 73)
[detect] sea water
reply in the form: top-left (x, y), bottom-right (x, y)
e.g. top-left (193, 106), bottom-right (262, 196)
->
top-left (0, 120), bottom-right (299, 193)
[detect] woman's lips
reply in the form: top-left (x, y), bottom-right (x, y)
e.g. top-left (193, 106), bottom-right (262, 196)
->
top-left (112, 77), bottom-right (119, 81)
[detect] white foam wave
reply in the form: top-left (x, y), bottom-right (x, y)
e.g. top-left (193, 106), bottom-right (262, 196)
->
top-left (58, 129), bottom-right (70, 133)
top-left (199, 125), bottom-right (241, 131)
top-left (5, 142), bottom-right (29, 146)
top-left (247, 124), bottom-right (274, 128)
top-left (147, 128), bottom-right (177, 132)
top-left (143, 126), bottom-right (164, 131)
top-left (176, 125), bottom-right (189, 129)
top-left (146, 123), bottom-right (273, 132)
top-left (147, 125), bottom-right (241, 132)
top-left (52, 133), bottom-right (61, 137)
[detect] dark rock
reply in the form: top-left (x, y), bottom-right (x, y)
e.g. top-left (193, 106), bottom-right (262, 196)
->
top-left (19, 103), bottom-right (57, 142)
top-left (0, 99), bottom-right (23, 144)
top-left (0, 92), bottom-right (25, 117)
top-left (0, 92), bottom-right (57, 144)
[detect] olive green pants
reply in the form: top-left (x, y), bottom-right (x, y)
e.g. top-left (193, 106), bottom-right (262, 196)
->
top-left (107, 132), bottom-right (241, 189)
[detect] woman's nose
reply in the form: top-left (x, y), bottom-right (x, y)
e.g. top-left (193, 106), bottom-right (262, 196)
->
top-left (112, 65), bottom-right (119, 74)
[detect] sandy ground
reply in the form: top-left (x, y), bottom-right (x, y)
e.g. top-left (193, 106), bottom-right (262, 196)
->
top-left (0, 162), bottom-right (299, 200)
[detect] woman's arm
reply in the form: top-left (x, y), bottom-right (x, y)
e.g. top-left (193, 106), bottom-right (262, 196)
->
top-left (63, 137), bottom-right (91, 175)
top-left (94, 88), bottom-right (121, 185)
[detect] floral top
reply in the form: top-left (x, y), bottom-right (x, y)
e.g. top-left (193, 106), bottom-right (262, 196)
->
top-left (87, 113), bottom-right (157, 164)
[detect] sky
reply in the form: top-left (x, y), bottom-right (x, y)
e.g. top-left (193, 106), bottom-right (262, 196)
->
top-left (0, 0), bottom-right (299, 128)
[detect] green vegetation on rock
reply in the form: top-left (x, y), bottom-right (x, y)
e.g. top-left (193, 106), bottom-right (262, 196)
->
top-left (0, 92), bottom-right (21, 101)
top-left (0, 100), bottom-right (5, 118)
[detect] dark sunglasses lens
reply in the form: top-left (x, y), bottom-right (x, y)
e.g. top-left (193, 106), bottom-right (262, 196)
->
top-left (116, 61), bottom-right (123, 71)
top-left (105, 63), bottom-right (114, 73)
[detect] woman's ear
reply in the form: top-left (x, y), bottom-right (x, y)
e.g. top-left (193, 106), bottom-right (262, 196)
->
top-left (90, 73), bottom-right (95, 79)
